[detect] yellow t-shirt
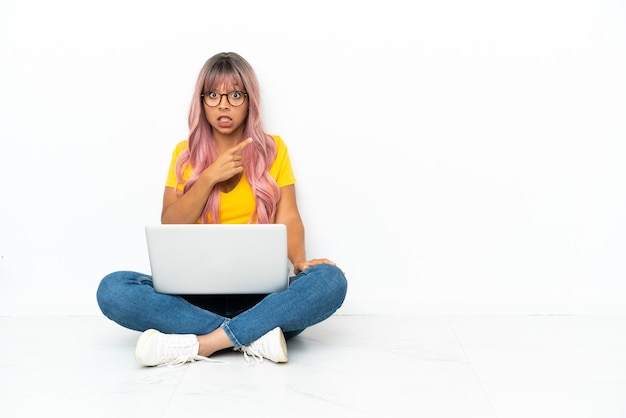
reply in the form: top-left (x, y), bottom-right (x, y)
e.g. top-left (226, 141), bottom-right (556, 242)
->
top-left (165, 135), bottom-right (296, 224)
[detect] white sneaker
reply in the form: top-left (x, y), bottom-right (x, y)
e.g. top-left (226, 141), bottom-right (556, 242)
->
top-left (135, 329), bottom-right (210, 367)
top-left (240, 327), bottom-right (288, 363)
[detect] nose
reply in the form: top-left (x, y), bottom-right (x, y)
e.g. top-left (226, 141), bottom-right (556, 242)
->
top-left (217, 94), bottom-right (230, 108)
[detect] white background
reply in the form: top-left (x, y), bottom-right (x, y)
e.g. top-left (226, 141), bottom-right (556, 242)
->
top-left (1, 0), bottom-right (625, 316)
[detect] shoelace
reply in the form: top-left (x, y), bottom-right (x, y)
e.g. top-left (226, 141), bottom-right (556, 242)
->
top-left (241, 342), bottom-right (265, 363)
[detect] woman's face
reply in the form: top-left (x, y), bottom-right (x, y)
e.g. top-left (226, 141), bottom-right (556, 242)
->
top-left (203, 82), bottom-right (249, 137)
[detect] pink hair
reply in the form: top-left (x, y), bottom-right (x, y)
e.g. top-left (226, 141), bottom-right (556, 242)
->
top-left (175, 52), bottom-right (280, 224)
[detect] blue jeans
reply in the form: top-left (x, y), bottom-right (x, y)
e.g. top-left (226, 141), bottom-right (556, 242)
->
top-left (96, 264), bottom-right (347, 349)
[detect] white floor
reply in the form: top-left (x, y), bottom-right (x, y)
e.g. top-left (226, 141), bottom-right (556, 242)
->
top-left (1, 314), bottom-right (625, 418)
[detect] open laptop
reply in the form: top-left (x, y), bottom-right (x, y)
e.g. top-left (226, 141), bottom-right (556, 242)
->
top-left (145, 224), bottom-right (290, 294)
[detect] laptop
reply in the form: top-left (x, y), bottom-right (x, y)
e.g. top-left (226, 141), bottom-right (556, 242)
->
top-left (145, 223), bottom-right (290, 294)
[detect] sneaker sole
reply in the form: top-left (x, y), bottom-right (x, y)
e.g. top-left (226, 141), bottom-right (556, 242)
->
top-left (135, 329), bottom-right (159, 366)
top-left (272, 327), bottom-right (288, 363)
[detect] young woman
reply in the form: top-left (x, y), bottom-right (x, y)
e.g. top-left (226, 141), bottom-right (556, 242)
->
top-left (96, 52), bottom-right (347, 366)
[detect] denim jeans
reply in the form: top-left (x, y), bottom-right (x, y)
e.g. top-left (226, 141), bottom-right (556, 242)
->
top-left (96, 263), bottom-right (347, 349)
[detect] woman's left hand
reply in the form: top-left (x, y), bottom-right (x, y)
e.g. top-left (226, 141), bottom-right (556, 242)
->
top-left (293, 258), bottom-right (338, 275)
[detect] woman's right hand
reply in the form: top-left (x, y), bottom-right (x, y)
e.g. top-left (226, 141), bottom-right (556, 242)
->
top-left (202, 138), bottom-right (252, 183)
top-left (161, 138), bottom-right (253, 224)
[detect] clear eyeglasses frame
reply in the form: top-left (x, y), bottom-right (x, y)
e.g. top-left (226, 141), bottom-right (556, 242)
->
top-left (201, 90), bottom-right (248, 107)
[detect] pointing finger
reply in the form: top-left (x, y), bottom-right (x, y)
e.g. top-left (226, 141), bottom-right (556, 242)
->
top-left (232, 137), bottom-right (253, 152)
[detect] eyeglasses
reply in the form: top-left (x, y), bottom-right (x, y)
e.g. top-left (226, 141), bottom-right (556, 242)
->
top-left (201, 90), bottom-right (248, 107)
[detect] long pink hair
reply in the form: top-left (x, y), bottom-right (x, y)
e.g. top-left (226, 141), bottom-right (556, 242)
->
top-left (175, 52), bottom-right (280, 224)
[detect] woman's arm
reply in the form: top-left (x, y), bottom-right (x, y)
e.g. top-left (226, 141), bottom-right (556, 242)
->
top-left (274, 185), bottom-right (306, 267)
top-left (275, 185), bottom-right (336, 274)
top-left (161, 181), bottom-right (216, 224)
